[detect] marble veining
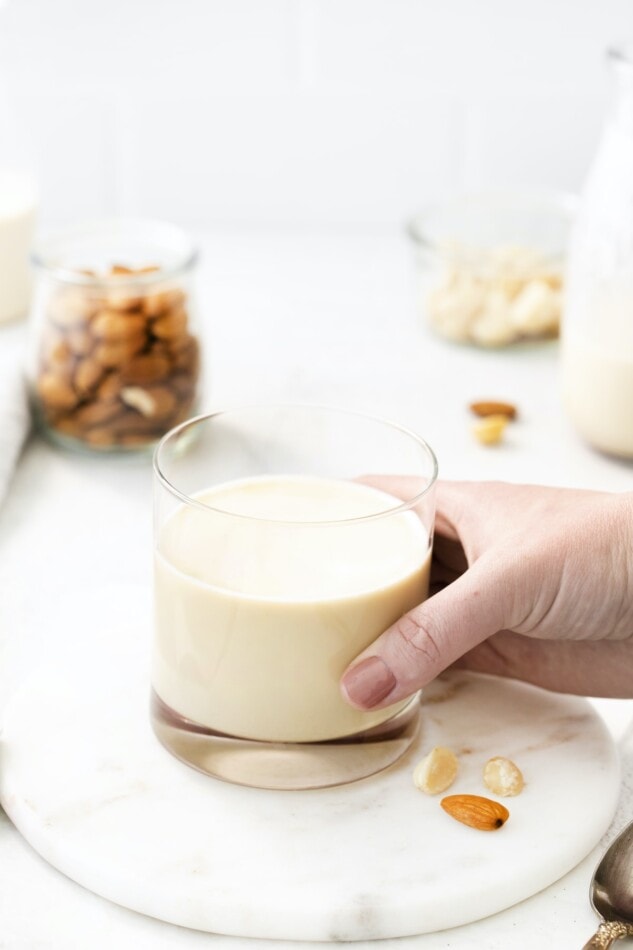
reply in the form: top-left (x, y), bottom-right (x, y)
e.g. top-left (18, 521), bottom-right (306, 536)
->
top-left (0, 620), bottom-right (621, 942)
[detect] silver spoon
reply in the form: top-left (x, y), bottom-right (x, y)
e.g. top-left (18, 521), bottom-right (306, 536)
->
top-left (582, 820), bottom-right (633, 948)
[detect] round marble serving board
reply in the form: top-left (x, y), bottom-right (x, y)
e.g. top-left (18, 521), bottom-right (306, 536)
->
top-left (0, 591), bottom-right (620, 942)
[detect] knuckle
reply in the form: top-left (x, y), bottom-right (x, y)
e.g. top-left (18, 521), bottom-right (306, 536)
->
top-left (392, 611), bottom-right (443, 669)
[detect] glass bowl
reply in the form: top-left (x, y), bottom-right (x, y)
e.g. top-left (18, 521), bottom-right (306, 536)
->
top-left (408, 190), bottom-right (576, 347)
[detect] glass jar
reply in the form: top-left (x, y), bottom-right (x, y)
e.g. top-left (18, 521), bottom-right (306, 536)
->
top-left (27, 219), bottom-right (201, 453)
top-left (408, 190), bottom-right (573, 347)
top-left (561, 47), bottom-right (633, 458)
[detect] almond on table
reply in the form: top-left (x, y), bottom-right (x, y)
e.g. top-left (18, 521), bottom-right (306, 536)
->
top-left (483, 757), bottom-right (524, 797)
top-left (472, 414), bottom-right (508, 446)
top-left (469, 400), bottom-right (518, 420)
top-left (441, 794), bottom-right (510, 831)
top-left (413, 746), bottom-right (459, 795)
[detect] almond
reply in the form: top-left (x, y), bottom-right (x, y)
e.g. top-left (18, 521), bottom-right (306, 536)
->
top-left (74, 357), bottom-right (103, 394)
top-left (36, 372), bottom-right (78, 411)
top-left (413, 746), bottom-right (458, 795)
top-left (151, 306), bottom-right (188, 341)
top-left (469, 400), bottom-right (517, 420)
top-left (143, 288), bottom-right (185, 318)
top-left (473, 414), bottom-right (508, 446)
top-left (440, 794), bottom-right (509, 831)
top-left (92, 310), bottom-right (148, 341)
top-left (72, 400), bottom-right (122, 428)
top-left (483, 757), bottom-right (524, 797)
top-left (94, 334), bottom-right (147, 368)
top-left (122, 352), bottom-right (171, 384)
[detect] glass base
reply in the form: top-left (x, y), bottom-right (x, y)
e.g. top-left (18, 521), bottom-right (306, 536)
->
top-left (151, 691), bottom-right (421, 790)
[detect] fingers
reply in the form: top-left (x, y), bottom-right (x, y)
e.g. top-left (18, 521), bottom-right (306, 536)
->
top-left (453, 632), bottom-right (633, 698)
top-left (340, 556), bottom-right (511, 709)
top-left (358, 476), bottom-right (467, 542)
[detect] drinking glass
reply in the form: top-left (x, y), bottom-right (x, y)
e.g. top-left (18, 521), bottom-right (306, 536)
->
top-left (152, 405), bottom-right (437, 789)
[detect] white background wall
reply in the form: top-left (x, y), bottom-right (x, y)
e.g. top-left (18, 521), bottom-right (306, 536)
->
top-left (0, 0), bottom-right (630, 229)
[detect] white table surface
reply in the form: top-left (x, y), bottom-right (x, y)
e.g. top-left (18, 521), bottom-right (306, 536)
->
top-left (0, 230), bottom-right (632, 949)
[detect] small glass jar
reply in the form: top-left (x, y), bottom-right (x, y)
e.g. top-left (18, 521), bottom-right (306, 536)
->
top-left (27, 219), bottom-right (201, 453)
top-left (562, 47), bottom-right (633, 458)
top-left (408, 190), bottom-right (574, 347)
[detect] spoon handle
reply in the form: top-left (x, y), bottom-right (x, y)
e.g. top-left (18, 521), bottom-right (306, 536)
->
top-left (582, 920), bottom-right (633, 949)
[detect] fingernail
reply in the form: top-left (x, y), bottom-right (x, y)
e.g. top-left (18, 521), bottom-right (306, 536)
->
top-left (341, 656), bottom-right (397, 709)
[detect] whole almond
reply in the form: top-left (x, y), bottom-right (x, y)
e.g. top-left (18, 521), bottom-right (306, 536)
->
top-left (97, 372), bottom-right (124, 402)
top-left (37, 372), bottom-right (78, 411)
top-left (144, 384), bottom-right (178, 419)
top-left (143, 288), bottom-right (185, 318)
top-left (92, 310), bottom-right (148, 341)
top-left (74, 357), bottom-right (103, 394)
top-left (441, 794), bottom-right (509, 831)
top-left (152, 306), bottom-right (188, 341)
top-left (94, 334), bottom-right (147, 368)
top-left (122, 353), bottom-right (171, 384)
top-left (469, 400), bottom-right (517, 420)
top-left (46, 339), bottom-right (74, 375)
top-left (72, 400), bottom-right (122, 429)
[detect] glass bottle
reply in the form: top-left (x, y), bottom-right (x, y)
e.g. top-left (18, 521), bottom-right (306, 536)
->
top-left (561, 46), bottom-right (633, 458)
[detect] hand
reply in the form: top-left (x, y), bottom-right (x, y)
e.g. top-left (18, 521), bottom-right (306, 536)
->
top-left (340, 480), bottom-right (633, 708)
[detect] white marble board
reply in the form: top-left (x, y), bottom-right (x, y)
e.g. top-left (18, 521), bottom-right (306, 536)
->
top-left (0, 596), bottom-right (620, 942)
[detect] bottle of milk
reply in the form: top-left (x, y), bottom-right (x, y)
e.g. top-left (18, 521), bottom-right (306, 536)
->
top-left (561, 46), bottom-right (633, 458)
top-left (0, 168), bottom-right (38, 324)
top-left (0, 3), bottom-right (38, 324)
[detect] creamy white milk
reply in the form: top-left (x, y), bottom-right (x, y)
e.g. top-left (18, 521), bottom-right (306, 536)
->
top-left (0, 170), bottom-right (37, 324)
top-left (562, 339), bottom-right (633, 458)
top-left (153, 475), bottom-right (431, 743)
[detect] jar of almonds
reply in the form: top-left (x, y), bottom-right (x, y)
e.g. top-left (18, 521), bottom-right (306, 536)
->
top-left (27, 220), bottom-right (201, 452)
top-left (408, 191), bottom-right (575, 347)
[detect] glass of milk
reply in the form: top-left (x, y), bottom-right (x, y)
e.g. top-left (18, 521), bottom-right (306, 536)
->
top-left (152, 405), bottom-right (437, 789)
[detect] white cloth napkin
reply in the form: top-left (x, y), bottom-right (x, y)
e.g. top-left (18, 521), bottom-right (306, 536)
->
top-left (0, 328), bottom-right (31, 509)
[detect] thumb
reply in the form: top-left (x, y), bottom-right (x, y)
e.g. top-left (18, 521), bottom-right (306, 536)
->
top-left (340, 557), bottom-right (514, 710)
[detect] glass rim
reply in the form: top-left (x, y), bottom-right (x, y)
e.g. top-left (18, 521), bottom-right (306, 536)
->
top-left (153, 405), bottom-right (438, 526)
top-left (30, 217), bottom-right (198, 287)
top-left (407, 187), bottom-right (578, 264)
